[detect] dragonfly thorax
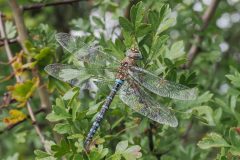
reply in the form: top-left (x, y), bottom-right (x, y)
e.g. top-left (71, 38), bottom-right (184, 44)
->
top-left (116, 57), bottom-right (135, 80)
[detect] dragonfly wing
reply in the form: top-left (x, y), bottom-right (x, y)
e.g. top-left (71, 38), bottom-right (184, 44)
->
top-left (55, 33), bottom-right (120, 66)
top-left (128, 67), bottom-right (197, 100)
top-left (45, 64), bottom-right (115, 87)
top-left (45, 63), bottom-right (87, 87)
top-left (119, 80), bottom-right (178, 127)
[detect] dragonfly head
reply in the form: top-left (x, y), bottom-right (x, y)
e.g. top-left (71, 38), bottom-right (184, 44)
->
top-left (126, 48), bottom-right (142, 60)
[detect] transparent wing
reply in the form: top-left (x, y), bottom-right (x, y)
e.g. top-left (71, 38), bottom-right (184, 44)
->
top-left (55, 33), bottom-right (120, 66)
top-left (128, 67), bottom-right (197, 100)
top-left (119, 80), bottom-right (178, 127)
top-left (44, 64), bottom-right (115, 87)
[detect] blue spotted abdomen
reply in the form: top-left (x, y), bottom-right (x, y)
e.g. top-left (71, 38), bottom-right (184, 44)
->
top-left (84, 79), bottom-right (124, 148)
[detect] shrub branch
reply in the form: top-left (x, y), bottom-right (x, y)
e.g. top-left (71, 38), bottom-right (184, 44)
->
top-left (22, 0), bottom-right (83, 11)
top-left (0, 12), bottom-right (49, 153)
top-left (8, 0), bottom-right (51, 110)
top-left (184, 0), bottom-right (220, 68)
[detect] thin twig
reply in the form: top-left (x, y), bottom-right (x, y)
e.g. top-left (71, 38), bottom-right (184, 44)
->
top-left (0, 61), bottom-right (9, 65)
top-left (183, 0), bottom-right (220, 68)
top-left (0, 38), bottom-right (17, 47)
top-left (181, 121), bottom-right (193, 143)
top-left (0, 92), bottom-right (14, 109)
top-left (0, 12), bottom-right (49, 152)
top-left (0, 13), bottom-right (14, 61)
top-left (111, 124), bottom-right (138, 138)
top-left (124, 0), bottom-right (138, 19)
top-left (148, 123), bottom-right (154, 152)
top-left (22, 0), bottom-right (82, 11)
top-left (8, 0), bottom-right (51, 111)
top-left (8, 0), bottom-right (29, 54)
top-left (0, 14), bottom-right (6, 18)
top-left (0, 72), bottom-right (15, 82)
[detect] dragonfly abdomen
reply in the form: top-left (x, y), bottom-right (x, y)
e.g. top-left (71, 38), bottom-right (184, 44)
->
top-left (84, 79), bottom-right (124, 149)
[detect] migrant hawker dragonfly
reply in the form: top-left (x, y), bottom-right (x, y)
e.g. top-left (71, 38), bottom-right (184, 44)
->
top-left (45, 33), bottom-right (197, 149)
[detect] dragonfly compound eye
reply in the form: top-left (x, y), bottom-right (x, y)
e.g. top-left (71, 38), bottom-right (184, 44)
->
top-left (126, 49), bottom-right (143, 60)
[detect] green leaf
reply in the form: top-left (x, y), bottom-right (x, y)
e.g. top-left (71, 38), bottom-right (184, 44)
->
top-left (14, 132), bottom-right (27, 143)
top-left (92, 16), bottom-right (105, 28)
top-left (189, 106), bottom-right (215, 126)
top-left (54, 98), bottom-right (70, 117)
top-left (5, 21), bottom-right (17, 39)
top-left (7, 77), bottom-right (39, 107)
top-left (130, 1), bottom-right (144, 27)
top-left (52, 105), bottom-right (71, 118)
top-left (189, 91), bottom-right (213, 105)
top-left (107, 40), bottom-right (125, 60)
top-left (116, 140), bottom-right (128, 153)
top-left (119, 17), bottom-right (134, 32)
top-left (72, 101), bottom-right (80, 121)
top-left (34, 150), bottom-right (56, 160)
top-left (226, 68), bottom-right (240, 88)
top-left (89, 145), bottom-right (109, 159)
top-left (72, 154), bottom-right (84, 160)
top-left (34, 150), bottom-right (51, 158)
top-left (56, 97), bottom-right (65, 108)
top-left (136, 24), bottom-right (152, 37)
top-left (148, 10), bottom-right (160, 32)
top-left (148, 4), bottom-right (173, 35)
top-left (115, 38), bottom-right (126, 52)
top-left (110, 154), bottom-right (121, 160)
top-left (53, 123), bottom-right (71, 134)
top-left (46, 112), bottom-right (69, 122)
top-left (5, 153), bottom-right (19, 160)
top-left (31, 0), bottom-right (45, 2)
top-left (111, 117), bottom-right (124, 130)
top-left (86, 102), bottom-right (101, 115)
top-left (157, 5), bottom-right (176, 34)
top-left (34, 47), bottom-right (53, 61)
top-left (165, 68), bottom-right (177, 81)
top-left (122, 145), bottom-right (142, 160)
top-left (122, 30), bottom-right (133, 48)
top-left (166, 41), bottom-right (185, 60)
top-left (197, 133), bottom-right (230, 149)
top-left (157, 18), bottom-right (176, 34)
top-left (88, 151), bottom-right (102, 160)
top-left (229, 128), bottom-right (240, 148)
top-left (67, 134), bottom-right (84, 140)
top-left (164, 58), bottom-right (173, 67)
top-left (63, 87), bottom-right (79, 100)
top-left (229, 147), bottom-right (240, 156)
top-left (113, 141), bottom-right (142, 160)
top-left (51, 140), bottom-right (70, 157)
top-left (152, 35), bottom-right (168, 54)
top-left (186, 72), bottom-right (197, 84)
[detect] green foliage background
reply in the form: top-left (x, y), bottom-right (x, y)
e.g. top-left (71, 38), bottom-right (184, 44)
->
top-left (0, 0), bottom-right (240, 159)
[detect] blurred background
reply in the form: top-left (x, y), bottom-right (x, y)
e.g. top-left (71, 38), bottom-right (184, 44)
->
top-left (0, 0), bottom-right (240, 159)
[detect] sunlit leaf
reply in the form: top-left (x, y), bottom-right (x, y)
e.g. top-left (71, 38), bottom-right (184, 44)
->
top-left (7, 77), bottom-right (39, 107)
top-left (119, 17), bottom-right (134, 32)
top-left (53, 122), bottom-right (71, 134)
top-left (166, 41), bottom-right (185, 60)
top-left (3, 109), bottom-right (27, 125)
top-left (5, 21), bottom-right (17, 39)
top-left (130, 1), bottom-right (144, 28)
top-left (116, 140), bottom-right (128, 153)
top-left (197, 133), bottom-right (230, 149)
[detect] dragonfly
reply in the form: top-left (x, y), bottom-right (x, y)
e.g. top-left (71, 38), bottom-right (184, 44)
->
top-left (45, 33), bottom-right (197, 149)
